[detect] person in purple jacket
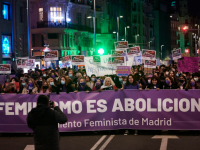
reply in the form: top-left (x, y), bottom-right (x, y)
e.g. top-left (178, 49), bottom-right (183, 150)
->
top-left (122, 74), bottom-right (142, 90)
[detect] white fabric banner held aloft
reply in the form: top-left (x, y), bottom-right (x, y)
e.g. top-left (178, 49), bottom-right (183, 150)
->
top-left (85, 55), bottom-right (134, 76)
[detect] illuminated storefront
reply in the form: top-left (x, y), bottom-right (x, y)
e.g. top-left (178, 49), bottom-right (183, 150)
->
top-left (2, 35), bottom-right (11, 58)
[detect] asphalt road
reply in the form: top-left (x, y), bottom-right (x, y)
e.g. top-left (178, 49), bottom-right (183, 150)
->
top-left (0, 130), bottom-right (200, 150)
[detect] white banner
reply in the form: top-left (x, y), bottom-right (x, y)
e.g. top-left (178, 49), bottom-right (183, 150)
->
top-left (26, 59), bottom-right (35, 69)
top-left (85, 55), bottom-right (134, 77)
top-left (44, 51), bottom-right (58, 61)
top-left (71, 55), bottom-right (84, 65)
top-left (144, 60), bottom-right (157, 68)
top-left (172, 48), bottom-right (182, 60)
top-left (128, 46), bottom-right (140, 56)
top-left (133, 55), bottom-right (142, 66)
top-left (142, 50), bottom-right (156, 60)
top-left (0, 64), bottom-right (11, 74)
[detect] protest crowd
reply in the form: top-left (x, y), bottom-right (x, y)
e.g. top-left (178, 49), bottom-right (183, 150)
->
top-left (1, 61), bottom-right (200, 94)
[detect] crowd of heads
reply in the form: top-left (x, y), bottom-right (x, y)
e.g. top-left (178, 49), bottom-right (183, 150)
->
top-left (1, 62), bottom-right (200, 94)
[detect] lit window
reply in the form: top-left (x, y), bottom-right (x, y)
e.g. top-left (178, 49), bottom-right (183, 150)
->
top-left (3, 3), bottom-right (10, 20)
top-left (50, 7), bottom-right (62, 23)
top-left (39, 8), bottom-right (43, 21)
top-left (2, 35), bottom-right (11, 55)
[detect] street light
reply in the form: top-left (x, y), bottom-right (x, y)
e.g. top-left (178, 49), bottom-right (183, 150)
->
top-left (125, 26), bottom-right (130, 41)
top-left (161, 45), bottom-right (164, 61)
top-left (135, 34), bottom-right (139, 43)
top-left (98, 48), bottom-right (104, 55)
top-left (117, 16), bottom-right (123, 41)
top-left (149, 41), bottom-right (152, 49)
top-left (113, 31), bottom-right (117, 41)
top-left (87, 16), bottom-right (92, 19)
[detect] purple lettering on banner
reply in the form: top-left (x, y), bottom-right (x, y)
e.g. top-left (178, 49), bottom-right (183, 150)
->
top-left (0, 90), bottom-right (200, 133)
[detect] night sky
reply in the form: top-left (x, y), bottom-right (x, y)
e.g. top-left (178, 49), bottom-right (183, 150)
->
top-left (188, 0), bottom-right (200, 17)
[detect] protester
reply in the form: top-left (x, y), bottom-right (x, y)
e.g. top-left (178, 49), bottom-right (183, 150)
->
top-left (77, 77), bottom-right (92, 92)
top-left (114, 76), bottom-right (122, 89)
top-left (4, 83), bottom-right (18, 93)
top-left (57, 76), bottom-right (74, 94)
top-left (27, 95), bottom-right (67, 150)
top-left (85, 76), bottom-right (92, 88)
top-left (185, 78), bottom-right (199, 90)
top-left (147, 76), bottom-right (161, 90)
top-left (163, 76), bottom-right (178, 89)
top-left (92, 79), bottom-right (102, 91)
top-left (0, 83), bottom-right (2, 93)
top-left (123, 74), bottom-right (141, 90)
top-left (39, 81), bottom-right (51, 94)
top-left (177, 75), bottom-right (187, 90)
top-left (47, 78), bottom-right (57, 93)
top-left (1, 61), bottom-right (200, 96)
top-left (22, 78), bottom-right (38, 94)
top-left (101, 77), bottom-right (118, 90)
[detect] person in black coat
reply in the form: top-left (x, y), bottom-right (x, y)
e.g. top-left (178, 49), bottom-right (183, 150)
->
top-left (177, 75), bottom-right (187, 90)
top-left (27, 95), bottom-right (67, 150)
top-left (56, 76), bottom-right (74, 94)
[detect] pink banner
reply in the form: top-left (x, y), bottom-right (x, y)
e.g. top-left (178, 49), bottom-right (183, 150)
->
top-left (178, 57), bottom-right (199, 72)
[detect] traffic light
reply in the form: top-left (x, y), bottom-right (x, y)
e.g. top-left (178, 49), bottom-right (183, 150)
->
top-left (181, 26), bottom-right (188, 34)
top-left (98, 48), bottom-right (104, 55)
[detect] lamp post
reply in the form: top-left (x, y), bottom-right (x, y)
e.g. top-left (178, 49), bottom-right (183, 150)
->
top-left (149, 41), bottom-right (152, 49)
top-left (161, 45), bottom-right (164, 61)
top-left (135, 34), bottom-right (139, 44)
top-left (125, 26), bottom-right (130, 41)
top-left (93, 0), bottom-right (96, 55)
top-left (27, 0), bottom-right (31, 58)
top-left (117, 16), bottom-right (123, 41)
top-left (113, 31), bottom-right (117, 41)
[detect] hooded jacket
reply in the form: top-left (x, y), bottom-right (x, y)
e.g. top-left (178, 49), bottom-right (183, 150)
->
top-left (27, 105), bottom-right (67, 150)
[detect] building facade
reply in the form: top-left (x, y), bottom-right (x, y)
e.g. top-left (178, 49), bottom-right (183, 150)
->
top-left (170, 0), bottom-right (200, 57)
top-left (153, 0), bottom-right (171, 60)
top-left (30, 0), bottom-right (117, 59)
top-left (131, 0), bottom-right (154, 50)
top-left (0, 0), bottom-right (28, 65)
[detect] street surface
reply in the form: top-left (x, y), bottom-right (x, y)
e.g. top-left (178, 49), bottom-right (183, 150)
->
top-left (0, 130), bottom-right (199, 150)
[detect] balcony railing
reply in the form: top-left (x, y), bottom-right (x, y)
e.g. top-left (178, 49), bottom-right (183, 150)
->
top-left (36, 21), bottom-right (101, 33)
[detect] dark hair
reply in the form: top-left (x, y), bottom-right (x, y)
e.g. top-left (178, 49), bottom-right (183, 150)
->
top-left (126, 74), bottom-right (137, 86)
top-left (151, 76), bottom-right (160, 84)
top-left (37, 95), bottom-right (49, 106)
top-left (91, 74), bottom-right (96, 78)
top-left (185, 78), bottom-right (199, 89)
top-left (165, 76), bottom-right (174, 82)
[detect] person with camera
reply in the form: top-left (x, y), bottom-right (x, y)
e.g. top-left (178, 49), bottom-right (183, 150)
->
top-left (27, 95), bottom-right (67, 150)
